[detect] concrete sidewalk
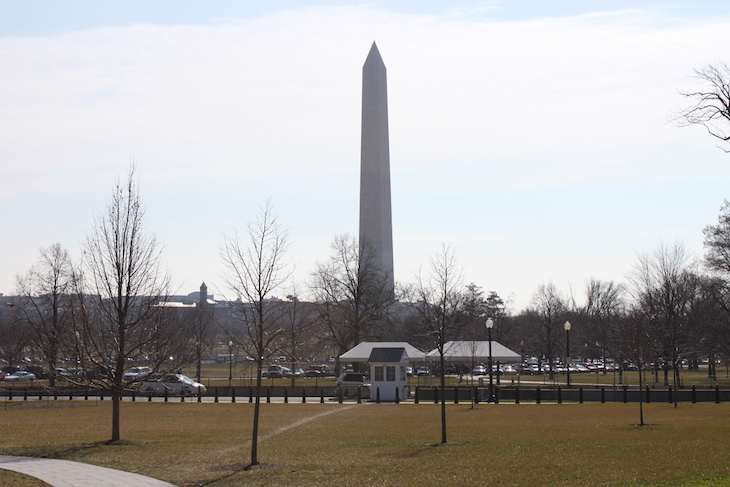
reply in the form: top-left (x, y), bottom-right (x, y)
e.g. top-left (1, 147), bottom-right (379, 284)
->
top-left (0, 455), bottom-right (176, 487)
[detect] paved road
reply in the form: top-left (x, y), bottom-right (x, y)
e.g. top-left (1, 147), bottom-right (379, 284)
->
top-left (0, 455), bottom-right (176, 487)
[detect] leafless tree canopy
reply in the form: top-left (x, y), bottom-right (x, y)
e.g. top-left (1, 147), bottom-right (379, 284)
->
top-left (78, 164), bottom-right (170, 442)
top-left (220, 200), bottom-right (291, 467)
top-left (675, 62), bottom-right (730, 151)
top-left (409, 244), bottom-right (466, 444)
top-left (627, 242), bottom-right (703, 387)
top-left (529, 282), bottom-right (567, 379)
top-left (15, 243), bottom-right (75, 386)
top-left (311, 234), bottom-right (394, 361)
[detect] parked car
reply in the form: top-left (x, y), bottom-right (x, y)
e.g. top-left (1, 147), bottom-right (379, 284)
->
top-left (3, 371), bottom-right (36, 382)
top-left (305, 364), bottom-right (332, 377)
top-left (472, 365), bottom-right (488, 376)
top-left (336, 373), bottom-right (370, 398)
top-left (123, 366), bottom-right (152, 381)
top-left (262, 365), bottom-right (286, 378)
top-left (139, 373), bottom-right (206, 396)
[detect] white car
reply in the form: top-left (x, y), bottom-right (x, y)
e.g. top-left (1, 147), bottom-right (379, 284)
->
top-left (3, 371), bottom-right (36, 382)
top-left (123, 366), bottom-right (152, 381)
top-left (139, 373), bottom-right (207, 396)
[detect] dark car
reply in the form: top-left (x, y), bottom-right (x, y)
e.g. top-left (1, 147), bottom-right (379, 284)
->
top-left (306, 364), bottom-right (333, 377)
top-left (336, 373), bottom-right (370, 398)
top-left (263, 365), bottom-right (286, 378)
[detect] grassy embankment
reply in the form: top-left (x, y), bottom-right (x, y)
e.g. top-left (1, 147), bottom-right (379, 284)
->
top-left (1, 399), bottom-right (730, 486)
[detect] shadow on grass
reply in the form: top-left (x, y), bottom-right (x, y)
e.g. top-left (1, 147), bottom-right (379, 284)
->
top-left (402, 441), bottom-right (473, 458)
top-left (3, 438), bottom-right (151, 462)
top-left (180, 462), bottom-right (284, 487)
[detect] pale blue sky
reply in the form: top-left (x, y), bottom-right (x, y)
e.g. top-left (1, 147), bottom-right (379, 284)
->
top-left (2, 1), bottom-right (730, 310)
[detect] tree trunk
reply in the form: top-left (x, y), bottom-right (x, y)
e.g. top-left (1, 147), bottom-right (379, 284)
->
top-left (440, 353), bottom-right (447, 444)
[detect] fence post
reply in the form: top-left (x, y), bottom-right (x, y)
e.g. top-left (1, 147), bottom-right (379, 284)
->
top-left (249, 386), bottom-right (253, 403)
top-left (197, 387), bottom-right (202, 403)
top-left (164, 388), bottom-right (168, 402)
top-left (536, 386), bottom-right (541, 404)
top-left (414, 386), bottom-right (419, 404)
top-left (454, 387), bottom-right (459, 404)
top-left (284, 387), bottom-right (288, 404)
top-left (338, 386), bottom-right (343, 404)
top-left (557, 386), bottom-right (562, 404)
top-left (691, 384), bottom-right (696, 404)
top-left (646, 385), bottom-right (651, 404)
top-left (600, 386), bottom-right (605, 404)
top-left (494, 386), bottom-right (499, 404)
top-left (668, 385), bottom-right (673, 404)
top-left (716, 383), bottom-right (721, 404)
top-left (214, 386), bottom-right (219, 403)
top-left (357, 387), bottom-right (363, 404)
top-left (623, 385), bottom-right (628, 403)
top-left (231, 386), bottom-right (236, 403)
top-left (24, 387), bottom-right (28, 401)
top-left (578, 385), bottom-right (583, 404)
top-left (395, 386), bottom-right (400, 404)
top-left (302, 386), bottom-right (307, 404)
top-left (434, 387), bottom-right (439, 404)
top-left (515, 385), bottom-right (520, 404)
top-left (266, 387), bottom-right (271, 403)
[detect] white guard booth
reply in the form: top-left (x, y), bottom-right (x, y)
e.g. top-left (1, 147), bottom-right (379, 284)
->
top-left (339, 342), bottom-right (426, 401)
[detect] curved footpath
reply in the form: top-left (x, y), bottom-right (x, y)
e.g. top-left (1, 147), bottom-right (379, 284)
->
top-left (0, 455), bottom-right (176, 487)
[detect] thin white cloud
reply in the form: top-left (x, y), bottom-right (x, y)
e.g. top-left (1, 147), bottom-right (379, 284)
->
top-left (1, 5), bottom-right (730, 309)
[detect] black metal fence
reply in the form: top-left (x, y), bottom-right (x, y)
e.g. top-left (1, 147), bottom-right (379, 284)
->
top-left (1, 384), bottom-right (728, 404)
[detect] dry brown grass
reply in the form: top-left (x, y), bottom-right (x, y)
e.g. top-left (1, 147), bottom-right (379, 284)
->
top-left (1, 401), bottom-right (729, 486)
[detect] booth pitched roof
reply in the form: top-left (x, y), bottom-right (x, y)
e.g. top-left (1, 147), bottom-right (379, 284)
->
top-left (339, 342), bottom-right (426, 362)
top-left (368, 347), bottom-right (407, 363)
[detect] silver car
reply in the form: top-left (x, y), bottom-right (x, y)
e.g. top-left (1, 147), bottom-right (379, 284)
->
top-left (139, 373), bottom-right (206, 396)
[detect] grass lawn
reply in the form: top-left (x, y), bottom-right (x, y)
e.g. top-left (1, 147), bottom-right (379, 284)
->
top-left (1, 400), bottom-right (730, 486)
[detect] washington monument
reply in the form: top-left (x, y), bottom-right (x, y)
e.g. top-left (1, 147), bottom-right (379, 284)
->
top-left (359, 42), bottom-right (395, 293)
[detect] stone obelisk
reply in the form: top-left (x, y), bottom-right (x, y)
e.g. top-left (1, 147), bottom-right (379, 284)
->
top-left (359, 42), bottom-right (394, 293)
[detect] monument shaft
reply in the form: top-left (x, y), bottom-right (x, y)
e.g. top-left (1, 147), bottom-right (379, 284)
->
top-left (359, 42), bottom-right (394, 291)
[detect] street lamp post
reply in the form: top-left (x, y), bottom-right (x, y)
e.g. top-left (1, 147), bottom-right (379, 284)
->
top-left (486, 318), bottom-right (494, 402)
top-left (228, 340), bottom-right (233, 386)
top-left (564, 321), bottom-right (571, 387)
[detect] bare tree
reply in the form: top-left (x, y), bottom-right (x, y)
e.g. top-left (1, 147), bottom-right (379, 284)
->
top-left (408, 245), bottom-right (466, 444)
top-left (627, 243), bottom-right (701, 392)
top-left (280, 291), bottom-right (318, 387)
top-left (675, 62), bottom-right (730, 152)
top-left (220, 201), bottom-right (291, 467)
top-left (310, 234), bottom-right (393, 372)
top-left (0, 299), bottom-right (31, 368)
top-left (529, 282), bottom-right (567, 380)
top-left (77, 164), bottom-right (169, 443)
top-left (583, 279), bottom-right (625, 372)
top-left (16, 243), bottom-right (75, 386)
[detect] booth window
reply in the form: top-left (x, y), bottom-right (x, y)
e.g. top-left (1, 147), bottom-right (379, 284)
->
top-left (374, 366), bottom-right (384, 382)
top-left (386, 366), bottom-right (396, 381)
